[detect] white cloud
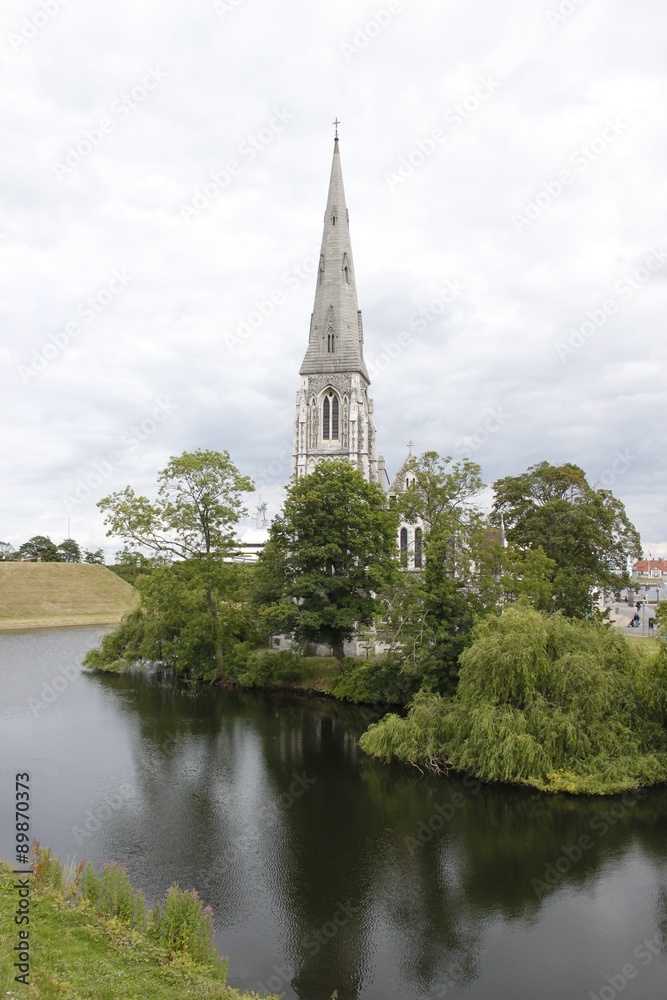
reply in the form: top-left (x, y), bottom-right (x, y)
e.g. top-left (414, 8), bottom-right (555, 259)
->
top-left (0, 0), bottom-right (665, 558)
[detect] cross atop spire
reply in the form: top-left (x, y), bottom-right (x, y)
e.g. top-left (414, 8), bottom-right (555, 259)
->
top-left (333, 117), bottom-right (340, 140)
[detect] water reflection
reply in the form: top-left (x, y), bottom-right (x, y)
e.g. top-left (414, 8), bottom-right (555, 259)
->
top-left (0, 630), bottom-right (666, 999)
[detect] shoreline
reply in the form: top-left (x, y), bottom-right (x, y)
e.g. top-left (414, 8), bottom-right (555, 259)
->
top-left (0, 617), bottom-right (122, 632)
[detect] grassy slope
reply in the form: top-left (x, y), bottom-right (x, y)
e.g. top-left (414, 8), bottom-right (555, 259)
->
top-left (0, 563), bottom-right (139, 630)
top-left (0, 863), bottom-right (275, 1000)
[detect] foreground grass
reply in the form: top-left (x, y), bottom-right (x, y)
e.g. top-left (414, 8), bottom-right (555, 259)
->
top-left (0, 563), bottom-right (139, 631)
top-left (0, 860), bottom-right (275, 1000)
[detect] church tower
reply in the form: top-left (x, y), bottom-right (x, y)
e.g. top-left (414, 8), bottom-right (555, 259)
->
top-left (292, 135), bottom-right (378, 482)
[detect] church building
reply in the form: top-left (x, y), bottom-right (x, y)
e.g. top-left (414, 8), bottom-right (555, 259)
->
top-left (291, 134), bottom-right (381, 486)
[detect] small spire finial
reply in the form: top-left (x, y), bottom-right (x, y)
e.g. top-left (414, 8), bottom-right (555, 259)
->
top-left (407, 440), bottom-right (414, 454)
top-left (333, 117), bottom-right (340, 140)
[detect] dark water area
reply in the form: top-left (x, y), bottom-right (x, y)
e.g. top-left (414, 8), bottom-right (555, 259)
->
top-left (1, 626), bottom-right (666, 999)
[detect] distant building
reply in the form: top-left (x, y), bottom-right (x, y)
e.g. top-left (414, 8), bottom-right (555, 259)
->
top-left (0, 541), bottom-right (15, 559)
top-left (632, 559), bottom-right (667, 579)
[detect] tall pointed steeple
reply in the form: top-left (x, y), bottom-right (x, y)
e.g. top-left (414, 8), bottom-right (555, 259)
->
top-left (292, 135), bottom-right (377, 483)
top-left (299, 138), bottom-right (369, 381)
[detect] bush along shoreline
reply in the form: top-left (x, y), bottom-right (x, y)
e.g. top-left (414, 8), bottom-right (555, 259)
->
top-left (83, 603), bottom-right (667, 797)
top-left (0, 842), bottom-right (277, 999)
top-left (359, 607), bottom-right (667, 795)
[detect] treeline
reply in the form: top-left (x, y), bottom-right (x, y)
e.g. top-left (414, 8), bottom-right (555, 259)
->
top-left (4, 535), bottom-right (104, 563)
top-left (82, 448), bottom-right (667, 793)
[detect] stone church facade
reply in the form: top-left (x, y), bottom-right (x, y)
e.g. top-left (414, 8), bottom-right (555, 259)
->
top-left (291, 136), bottom-right (379, 485)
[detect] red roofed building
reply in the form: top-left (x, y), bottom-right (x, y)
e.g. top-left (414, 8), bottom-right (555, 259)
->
top-left (632, 559), bottom-right (667, 579)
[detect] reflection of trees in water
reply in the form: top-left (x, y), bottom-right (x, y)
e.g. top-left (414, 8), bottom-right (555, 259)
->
top-left (92, 671), bottom-right (667, 999)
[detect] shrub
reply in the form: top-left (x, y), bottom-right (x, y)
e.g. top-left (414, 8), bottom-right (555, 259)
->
top-left (150, 884), bottom-right (221, 971)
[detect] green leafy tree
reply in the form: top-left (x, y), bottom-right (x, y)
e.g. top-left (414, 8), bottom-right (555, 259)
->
top-left (371, 452), bottom-right (484, 691)
top-left (97, 449), bottom-right (253, 679)
top-left (257, 460), bottom-right (399, 660)
top-left (84, 561), bottom-right (259, 681)
top-left (83, 549), bottom-right (105, 564)
top-left (19, 535), bottom-right (59, 562)
top-left (397, 452), bottom-right (485, 578)
top-left (58, 538), bottom-right (81, 562)
top-left (491, 461), bottom-right (641, 616)
top-left (360, 605), bottom-right (667, 794)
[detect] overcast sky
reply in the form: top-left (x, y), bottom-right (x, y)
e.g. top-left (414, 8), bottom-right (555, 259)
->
top-left (1, 0), bottom-right (665, 560)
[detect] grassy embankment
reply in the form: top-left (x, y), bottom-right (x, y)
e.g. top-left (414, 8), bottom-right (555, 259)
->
top-left (0, 563), bottom-right (139, 630)
top-left (0, 852), bottom-right (276, 1000)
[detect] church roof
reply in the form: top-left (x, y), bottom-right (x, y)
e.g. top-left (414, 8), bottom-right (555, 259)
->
top-left (299, 138), bottom-right (370, 381)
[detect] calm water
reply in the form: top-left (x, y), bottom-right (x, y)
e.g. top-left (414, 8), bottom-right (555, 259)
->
top-left (1, 627), bottom-right (666, 999)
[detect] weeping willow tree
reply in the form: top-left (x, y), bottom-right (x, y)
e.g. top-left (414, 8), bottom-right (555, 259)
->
top-left (359, 606), bottom-right (667, 794)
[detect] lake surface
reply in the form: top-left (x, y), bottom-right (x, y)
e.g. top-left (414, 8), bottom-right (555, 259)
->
top-left (1, 627), bottom-right (666, 999)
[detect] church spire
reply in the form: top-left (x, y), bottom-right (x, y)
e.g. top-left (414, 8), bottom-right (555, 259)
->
top-left (292, 135), bottom-right (377, 484)
top-left (299, 138), bottom-right (369, 381)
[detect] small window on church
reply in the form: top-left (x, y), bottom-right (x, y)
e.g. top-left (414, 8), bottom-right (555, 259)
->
top-left (332, 214), bottom-right (336, 226)
top-left (343, 265), bottom-right (349, 283)
top-left (332, 396), bottom-right (339, 439)
top-left (400, 528), bottom-right (408, 568)
top-left (322, 392), bottom-right (339, 441)
top-left (327, 328), bottom-right (335, 353)
top-left (414, 528), bottom-right (423, 569)
top-left (323, 395), bottom-right (330, 439)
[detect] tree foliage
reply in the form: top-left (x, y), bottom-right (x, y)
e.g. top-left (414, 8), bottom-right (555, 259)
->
top-left (98, 450), bottom-right (253, 561)
top-left (369, 452), bottom-right (484, 691)
top-left (360, 605), bottom-right (667, 794)
top-left (84, 561), bottom-right (259, 681)
top-left (491, 461), bottom-right (641, 616)
top-left (95, 449), bottom-right (253, 680)
top-left (19, 535), bottom-right (60, 561)
top-left (57, 537), bottom-right (81, 562)
top-left (255, 460), bottom-right (399, 659)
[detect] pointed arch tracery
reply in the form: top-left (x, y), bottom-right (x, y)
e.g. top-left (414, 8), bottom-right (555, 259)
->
top-left (321, 388), bottom-right (340, 441)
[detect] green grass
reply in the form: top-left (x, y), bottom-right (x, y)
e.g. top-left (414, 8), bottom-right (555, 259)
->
top-left (0, 861), bottom-right (276, 1000)
top-left (0, 563), bottom-right (139, 630)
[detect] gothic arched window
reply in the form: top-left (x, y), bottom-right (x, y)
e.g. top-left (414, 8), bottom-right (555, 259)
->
top-left (414, 528), bottom-right (423, 569)
top-left (327, 328), bottom-right (335, 353)
top-left (323, 395), bottom-right (330, 439)
top-left (400, 527), bottom-right (408, 567)
top-left (332, 396), bottom-right (339, 438)
top-left (322, 391), bottom-right (340, 441)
